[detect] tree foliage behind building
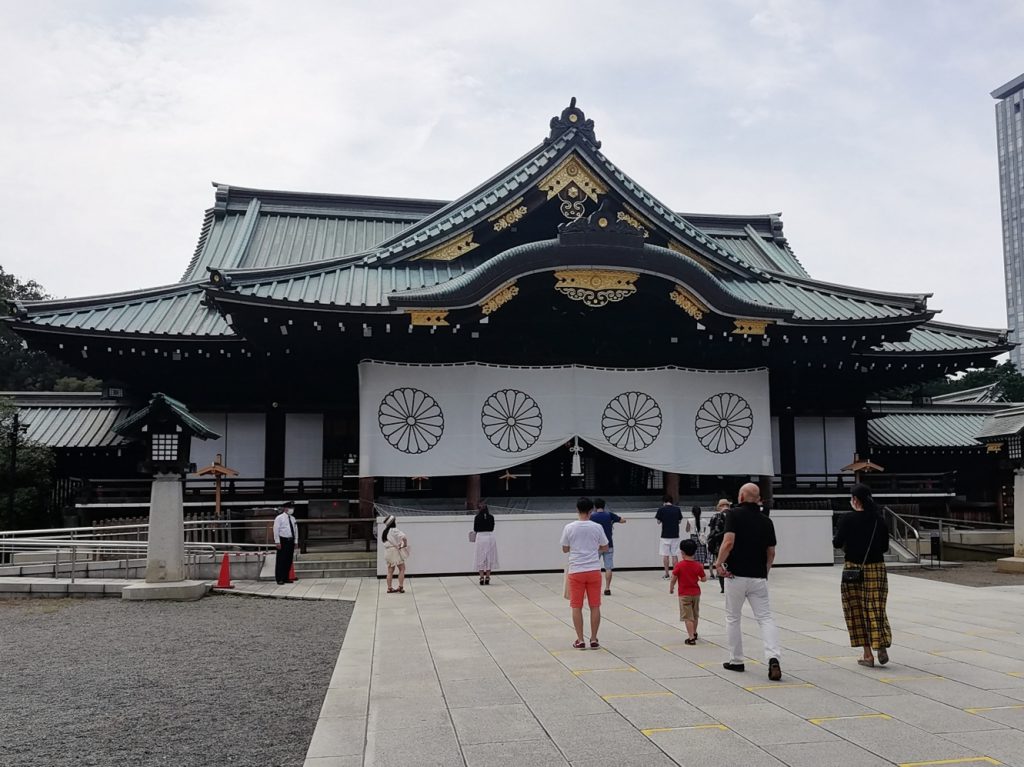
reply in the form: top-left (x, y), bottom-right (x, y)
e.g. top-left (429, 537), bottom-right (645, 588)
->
top-left (0, 266), bottom-right (100, 391)
top-left (0, 397), bottom-right (56, 530)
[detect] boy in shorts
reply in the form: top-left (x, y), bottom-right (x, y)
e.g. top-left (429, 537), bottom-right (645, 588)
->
top-left (670, 538), bottom-right (707, 645)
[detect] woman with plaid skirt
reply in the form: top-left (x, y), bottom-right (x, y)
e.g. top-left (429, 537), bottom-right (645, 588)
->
top-left (833, 484), bottom-right (892, 667)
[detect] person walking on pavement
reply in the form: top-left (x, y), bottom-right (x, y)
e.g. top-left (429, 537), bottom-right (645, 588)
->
top-left (656, 495), bottom-right (686, 579)
top-left (560, 497), bottom-right (609, 649)
top-left (273, 503), bottom-right (298, 585)
top-left (590, 498), bottom-right (626, 596)
top-left (706, 498), bottom-right (730, 590)
top-left (712, 483), bottom-right (783, 681)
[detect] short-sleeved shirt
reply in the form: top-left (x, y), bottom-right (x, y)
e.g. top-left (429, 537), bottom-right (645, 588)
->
top-left (671, 559), bottom-right (705, 596)
top-left (655, 505), bottom-right (684, 539)
top-left (560, 520), bottom-right (608, 574)
top-left (723, 503), bottom-right (777, 578)
top-left (590, 510), bottom-right (622, 548)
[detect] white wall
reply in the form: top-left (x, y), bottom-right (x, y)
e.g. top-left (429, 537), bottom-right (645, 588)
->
top-left (377, 509), bottom-right (835, 575)
top-left (190, 412), bottom-right (266, 477)
top-left (285, 413), bottom-right (324, 484)
top-left (793, 416), bottom-right (856, 475)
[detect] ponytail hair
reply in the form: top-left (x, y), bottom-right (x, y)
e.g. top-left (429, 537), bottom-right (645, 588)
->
top-left (380, 516), bottom-right (396, 543)
top-left (851, 483), bottom-right (881, 517)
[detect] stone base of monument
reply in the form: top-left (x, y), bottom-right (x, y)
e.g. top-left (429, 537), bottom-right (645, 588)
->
top-left (121, 580), bottom-right (210, 601)
top-left (996, 557), bottom-right (1024, 574)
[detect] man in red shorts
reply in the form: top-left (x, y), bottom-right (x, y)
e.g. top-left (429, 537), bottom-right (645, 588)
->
top-left (560, 497), bottom-right (609, 649)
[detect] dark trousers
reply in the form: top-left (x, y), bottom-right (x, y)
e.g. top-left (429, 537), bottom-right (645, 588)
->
top-left (275, 537), bottom-right (295, 583)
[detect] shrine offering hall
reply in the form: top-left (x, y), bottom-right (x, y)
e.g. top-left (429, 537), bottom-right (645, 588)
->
top-left (5, 100), bottom-right (1010, 513)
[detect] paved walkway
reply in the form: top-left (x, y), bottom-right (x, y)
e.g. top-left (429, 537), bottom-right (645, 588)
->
top-left (304, 567), bottom-right (1024, 767)
top-left (227, 578), bottom-right (363, 601)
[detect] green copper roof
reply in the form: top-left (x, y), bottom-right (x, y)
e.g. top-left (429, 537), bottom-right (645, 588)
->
top-left (869, 322), bottom-right (1008, 353)
top-left (8, 393), bottom-right (130, 448)
top-left (868, 411), bottom-right (990, 449)
top-left (114, 392), bottom-right (219, 441)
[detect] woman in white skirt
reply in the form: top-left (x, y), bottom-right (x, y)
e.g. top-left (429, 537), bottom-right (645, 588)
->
top-left (381, 515), bottom-right (409, 593)
top-left (473, 502), bottom-right (498, 585)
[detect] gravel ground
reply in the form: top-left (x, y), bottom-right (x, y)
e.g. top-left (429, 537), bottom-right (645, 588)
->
top-left (0, 594), bottom-right (353, 767)
top-left (894, 560), bottom-right (1024, 587)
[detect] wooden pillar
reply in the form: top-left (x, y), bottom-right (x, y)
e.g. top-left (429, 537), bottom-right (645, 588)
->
top-left (465, 474), bottom-right (481, 511)
top-left (664, 472), bottom-right (680, 503)
top-left (778, 413), bottom-right (796, 489)
top-left (359, 477), bottom-right (375, 518)
top-left (758, 475), bottom-right (774, 509)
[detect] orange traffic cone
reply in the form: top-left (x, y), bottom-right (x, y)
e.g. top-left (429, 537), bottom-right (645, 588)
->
top-left (289, 560), bottom-right (298, 582)
top-left (213, 553), bottom-right (234, 589)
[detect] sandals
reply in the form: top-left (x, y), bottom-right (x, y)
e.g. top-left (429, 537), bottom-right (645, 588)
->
top-left (398, 587), bottom-right (405, 593)
top-left (485, 576), bottom-right (490, 585)
top-left (590, 639), bottom-right (600, 649)
top-left (573, 639), bottom-right (586, 650)
top-left (857, 658), bottom-right (875, 667)
top-left (684, 637), bottom-right (697, 645)
top-left (387, 588), bottom-right (397, 593)
top-left (877, 649), bottom-right (889, 665)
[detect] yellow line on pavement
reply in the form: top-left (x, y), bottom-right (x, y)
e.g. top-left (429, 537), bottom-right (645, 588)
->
top-left (641, 724), bottom-right (728, 736)
top-left (1007, 671), bottom-right (1024, 678)
top-left (744, 683), bottom-right (814, 691)
top-left (808, 713), bottom-right (893, 725)
top-left (880, 675), bottom-right (943, 684)
top-left (965, 704), bottom-right (1024, 714)
top-left (697, 660), bottom-right (761, 668)
top-left (930, 649), bottom-right (987, 656)
top-left (602, 691), bottom-right (674, 700)
top-left (572, 667), bottom-right (637, 675)
top-left (550, 648), bottom-right (608, 655)
top-left (897, 758), bottom-right (1001, 767)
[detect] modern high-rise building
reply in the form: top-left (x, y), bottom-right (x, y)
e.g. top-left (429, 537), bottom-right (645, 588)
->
top-left (993, 73), bottom-right (1024, 369)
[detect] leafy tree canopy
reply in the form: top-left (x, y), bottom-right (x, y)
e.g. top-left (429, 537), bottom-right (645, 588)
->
top-left (878, 361), bottom-right (1024, 402)
top-left (0, 266), bottom-right (100, 392)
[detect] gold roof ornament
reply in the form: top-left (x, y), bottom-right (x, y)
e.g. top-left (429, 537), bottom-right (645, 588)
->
top-left (480, 281), bottom-right (519, 315)
top-left (732, 319), bottom-right (772, 336)
top-left (554, 269), bottom-right (638, 308)
top-left (417, 231), bottom-right (479, 262)
top-left (489, 199), bottom-right (529, 232)
top-left (669, 285), bottom-right (709, 320)
top-left (407, 310), bottom-right (450, 327)
top-left (537, 155), bottom-right (608, 204)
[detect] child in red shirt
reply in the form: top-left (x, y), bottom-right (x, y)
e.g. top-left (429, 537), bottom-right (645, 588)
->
top-left (670, 538), bottom-right (707, 644)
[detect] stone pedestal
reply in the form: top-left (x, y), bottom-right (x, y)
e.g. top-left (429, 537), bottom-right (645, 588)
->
top-left (145, 473), bottom-right (186, 583)
top-left (997, 468), bottom-right (1024, 573)
top-left (122, 580), bottom-right (209, 601)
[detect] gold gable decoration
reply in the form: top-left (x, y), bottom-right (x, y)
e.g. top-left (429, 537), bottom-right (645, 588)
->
top-left (407, 310), bottom-right (450, 327)
top-left (669, 285), bottom-right (708, 320)
top-left (537, 155), bottom-right (608, 221)
top-left (480, 282), bottom-right (520, 315)
top-left (732, 319), bottom-right (772, 336)
top-left (553, 270), bottom-right (638, 308)
top-left (668, 240), bottom-right (719, 273)
top-left (417, 232), bottom-right (479, 262)
top-left (489, 199), bottom-right (529, 232)
top-left (617, 205), bottom-right (650, 238)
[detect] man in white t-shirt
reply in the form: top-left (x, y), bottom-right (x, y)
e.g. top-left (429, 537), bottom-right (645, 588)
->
top-left (560, 497), bottom-right (609, 650)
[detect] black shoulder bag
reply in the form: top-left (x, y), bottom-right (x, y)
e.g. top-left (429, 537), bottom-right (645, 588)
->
top-left (841, 517), bottom-right (878, 584)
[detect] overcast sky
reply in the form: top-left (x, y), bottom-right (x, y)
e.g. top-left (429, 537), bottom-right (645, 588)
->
top-left (1, 0), bottom-right (1021, 330)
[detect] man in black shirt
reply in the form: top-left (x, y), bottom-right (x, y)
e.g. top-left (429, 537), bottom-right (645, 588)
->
top-left (712, 482), bottom-right (782, 681)
top-left (655, 495), bottom-right (685, 579)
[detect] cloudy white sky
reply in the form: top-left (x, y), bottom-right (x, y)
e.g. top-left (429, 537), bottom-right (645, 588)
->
top-left (1, 0), bottom-right (1021, 330)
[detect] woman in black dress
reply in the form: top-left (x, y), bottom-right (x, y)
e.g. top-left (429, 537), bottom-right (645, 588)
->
top-left (473, 502), bottom-right (498, 585)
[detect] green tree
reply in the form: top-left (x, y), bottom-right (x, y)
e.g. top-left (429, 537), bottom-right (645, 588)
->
top-left (0, 266), bottom-right (100, 391)
top-left (0, 397), bottom-right (56, 530)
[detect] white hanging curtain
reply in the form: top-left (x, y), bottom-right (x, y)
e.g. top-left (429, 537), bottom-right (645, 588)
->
top-left (358, 361), bottom-right (774, 477)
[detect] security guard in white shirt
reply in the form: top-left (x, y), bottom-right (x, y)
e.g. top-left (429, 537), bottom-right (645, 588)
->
top-left (273, 504), bottom-right (298, 584)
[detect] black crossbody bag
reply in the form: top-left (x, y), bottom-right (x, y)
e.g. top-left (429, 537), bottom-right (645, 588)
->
top-left (841, 518), bottom-right (878, 584)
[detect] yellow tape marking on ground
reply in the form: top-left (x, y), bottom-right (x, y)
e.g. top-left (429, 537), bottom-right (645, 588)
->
top-left (550, 648), bottom-right (608, 656)
top-left (809, 713), bottom-right (893, 725)
top-left (641, 724), bottom-right (729, 736)
top-left (965, 704), bottom-right (1024, 714)
top-left (930, 648), bottom-right (987, 656)
top-left (816, 655), bottom-right (857, 661)
top-left (897, 758), bottom-right (1001, 767)
top-left (744, 683), bottom-right (815, 692)
top-left (697, 660), bottom-right (761, 668)
top-left (602, 691), bottom-right (674, 700)
top-left (572, 667), bottom-right (637, 675)
top-left (879, 675), bottom-right (943, 684)
top-left (1007, 671), bottom-right (1024, 678)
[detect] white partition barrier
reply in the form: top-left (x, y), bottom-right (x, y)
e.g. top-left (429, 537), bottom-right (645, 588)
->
top-left (377, 508), bottom-right (834, 576)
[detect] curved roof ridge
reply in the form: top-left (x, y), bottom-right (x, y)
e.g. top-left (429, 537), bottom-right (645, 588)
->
top-left (758, 270), bottom-right (931, 308)
top-left (14, 280), bottom-right (207, 313)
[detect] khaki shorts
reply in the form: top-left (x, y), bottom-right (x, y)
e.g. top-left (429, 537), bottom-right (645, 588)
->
top-left (678, 595), bottom-right (700, 622)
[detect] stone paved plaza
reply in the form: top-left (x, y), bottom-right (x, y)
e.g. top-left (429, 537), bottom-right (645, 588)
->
top-left (303, 567), bottom-right (1024, 767)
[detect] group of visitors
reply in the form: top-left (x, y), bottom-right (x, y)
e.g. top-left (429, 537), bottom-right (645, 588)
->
top-left (374, 481), bottom-right (893, 676)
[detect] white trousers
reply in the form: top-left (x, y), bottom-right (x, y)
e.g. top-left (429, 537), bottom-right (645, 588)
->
top-left (724, 575), bottom-right (782, 664)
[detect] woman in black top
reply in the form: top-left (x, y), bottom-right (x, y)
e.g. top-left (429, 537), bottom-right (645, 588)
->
top-left (473, 502), bottom-right (498, 585)
top-left (833, 483), bottom-right (892, 666)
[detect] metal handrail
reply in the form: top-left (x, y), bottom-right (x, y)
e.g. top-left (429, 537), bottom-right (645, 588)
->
top-left (899, 514), bottom-right (1014, 531)
top-left (883, 505), bottom-right (921, 563)
top-left (0, 538), bottom-right (230, 583)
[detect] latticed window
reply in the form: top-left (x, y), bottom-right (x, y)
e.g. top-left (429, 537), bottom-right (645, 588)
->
top-left (151, 433), bottom-right (179, 462)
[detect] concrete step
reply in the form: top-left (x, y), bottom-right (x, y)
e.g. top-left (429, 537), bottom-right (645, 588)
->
top-left (294, 568), bottom-right (377, 579)
top-left (295, 559), bottom-right (373, 571)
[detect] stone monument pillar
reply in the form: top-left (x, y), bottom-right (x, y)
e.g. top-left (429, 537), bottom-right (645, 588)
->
top-left (144, 473), bottom-right (186, 582)
top-left (997, 468), bottom-right (1024, 572)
